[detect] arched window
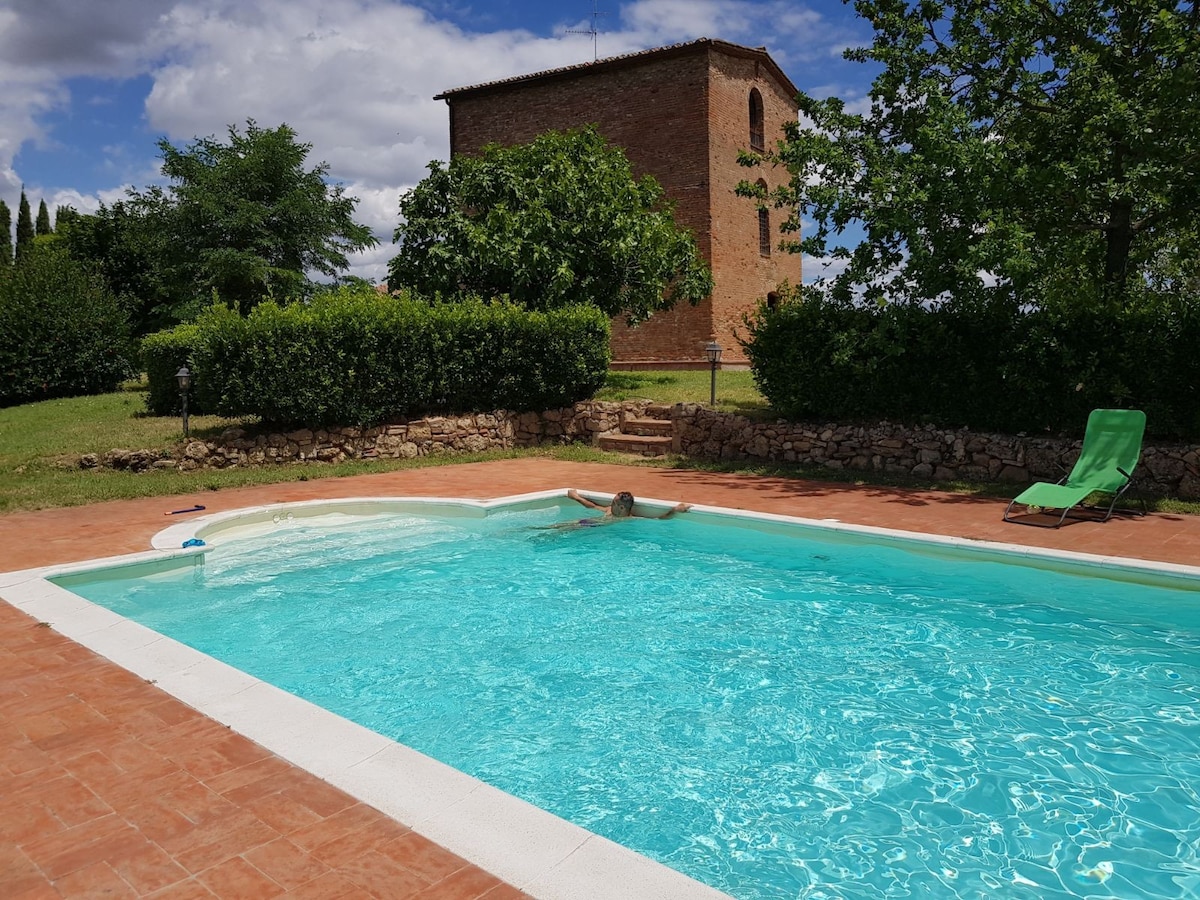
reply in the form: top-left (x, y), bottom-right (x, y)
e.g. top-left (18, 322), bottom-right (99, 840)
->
top-left (766, 291), bottom-right (779, 310)
top-left (749, 88), bottom-right (765, 152)
top-left (757, 179), bottom-right (771, 257)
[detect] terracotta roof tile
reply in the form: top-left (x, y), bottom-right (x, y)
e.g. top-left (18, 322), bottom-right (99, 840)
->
top-left (434, 37), bottom-right (798, 101)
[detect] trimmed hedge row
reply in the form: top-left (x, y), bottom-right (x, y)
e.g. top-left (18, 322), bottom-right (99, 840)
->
top-left (144, 288), bottom-right (611, 427)
top-left (140, 324), bottom-right (207, 417)
top-left (745, 291), bottom-right (1200, 439)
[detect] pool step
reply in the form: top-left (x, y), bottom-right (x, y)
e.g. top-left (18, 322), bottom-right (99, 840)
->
top-left (597, 433), bottom-right (675, 456)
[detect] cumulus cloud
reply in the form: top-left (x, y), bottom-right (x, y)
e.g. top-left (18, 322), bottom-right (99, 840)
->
top-left (1, 0), bottom-right (861, 279)
top-left (621, 0), bottom-right (822, 49)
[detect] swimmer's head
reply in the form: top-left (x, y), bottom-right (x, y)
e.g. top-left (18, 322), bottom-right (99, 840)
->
top-left (611, 491), bottom-right (635, 517)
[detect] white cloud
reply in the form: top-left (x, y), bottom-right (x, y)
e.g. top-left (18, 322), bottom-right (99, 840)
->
top-left (803, 253), bottom-right (850, 283)
top-left (620, 0), bottom-right (825, 50)
top-left (341, 240), bottom-right (396, 286)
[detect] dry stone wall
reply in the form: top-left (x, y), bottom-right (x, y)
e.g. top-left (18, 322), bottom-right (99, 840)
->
top-left (81, 400), bottom-right (1200, 499)
top-left (669, 404), bottom-right (1200, 499)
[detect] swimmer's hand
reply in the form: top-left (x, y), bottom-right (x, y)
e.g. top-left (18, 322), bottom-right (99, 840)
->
top-left (656, 502), bottom-right (691, 519)
top-left (567, 489), bottom-right (605, 511)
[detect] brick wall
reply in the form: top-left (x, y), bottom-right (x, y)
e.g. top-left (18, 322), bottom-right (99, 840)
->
top-left (442, 42), bottom-right (800, 364)
top-left (705, 52), bottom-right (802, 359)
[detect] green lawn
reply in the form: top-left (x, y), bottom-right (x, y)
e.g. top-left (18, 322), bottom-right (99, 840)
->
top-left (0, 384), bottom-right (622, 513)
top-left (0, 374), bottom-right (768, 513)
top-left (596, 369), bottom-right (769, 416)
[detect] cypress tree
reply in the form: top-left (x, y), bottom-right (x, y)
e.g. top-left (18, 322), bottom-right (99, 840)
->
top-left (0, 200), bottom-right (11, 267)
top-left (54, 205), bottom-right (81, 234)
top-left (15, 190), bottom-right (34, 263)
top-left (35, 199), bottom-right (51, 235)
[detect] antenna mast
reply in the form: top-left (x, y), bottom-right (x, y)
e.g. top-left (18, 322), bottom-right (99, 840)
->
top-left (566, 1), bottom-right (606, 61)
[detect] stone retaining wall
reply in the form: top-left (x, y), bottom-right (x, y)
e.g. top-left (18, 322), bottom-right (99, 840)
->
top-left (670, 405), bottom-right (1200, 499)
top-left (81, 401), bottom-right (1200, 499)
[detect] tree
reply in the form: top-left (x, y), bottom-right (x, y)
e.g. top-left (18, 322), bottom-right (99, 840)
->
top-left (0, 200), bottom-right (11, 268)
top-left (62, 200), bottom-right (179, 336)
top-left (15, 191), bottom-right (34, 264)
top-left (0, 242), bottom-right (133, 407)
top-left (53, 206), bottom-right (81, 236)
top-left (35, 199), bottom-right (51, 236)
top-left (389, 126), bottom-right (713, 324)
top-left (744, 0), bottom-right (1200, 310)
top-left (128, 120), bottom-right (378, 316)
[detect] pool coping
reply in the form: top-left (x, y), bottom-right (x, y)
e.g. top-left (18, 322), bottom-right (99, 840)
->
top-left (4, 487), bottom-right (1200, 900)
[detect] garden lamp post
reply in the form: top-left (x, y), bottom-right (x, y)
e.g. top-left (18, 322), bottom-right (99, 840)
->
top-left (705, 341), bottom-right (722, 406)
top-left (176, 366), bottom-right (192, 439)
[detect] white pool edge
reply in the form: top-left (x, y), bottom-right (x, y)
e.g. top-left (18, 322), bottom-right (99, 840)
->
top-left (4, 488), bottom-right (1200, 900)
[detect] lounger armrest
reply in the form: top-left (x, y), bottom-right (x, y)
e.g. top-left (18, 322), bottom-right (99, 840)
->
top-left (1116, 466), bottom-right (1133, 481)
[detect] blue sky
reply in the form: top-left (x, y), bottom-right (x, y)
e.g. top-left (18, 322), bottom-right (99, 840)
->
top-left (0, 0), bottom-right (876, 282)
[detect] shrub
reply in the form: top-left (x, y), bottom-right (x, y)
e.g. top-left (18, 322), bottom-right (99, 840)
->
top-left (744, 287), bottom-right (1200, 438)
top-left (187, 287), bottom-right (610, 426)
top-left (0, 245), bottom-right (133, 407)
top-left (141, 324), bottom-right (205, 416)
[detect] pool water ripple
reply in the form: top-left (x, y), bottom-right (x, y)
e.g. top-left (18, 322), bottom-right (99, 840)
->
top-left (61, 505), bottom-right (1200, 899)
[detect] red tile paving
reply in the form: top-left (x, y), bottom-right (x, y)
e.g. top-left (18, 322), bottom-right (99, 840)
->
top-left (2, 458), bottom-right (1198, 898)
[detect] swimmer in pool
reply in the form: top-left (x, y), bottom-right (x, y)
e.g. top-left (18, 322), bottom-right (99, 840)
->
top-left (562, 489), bottom-right (690, 525)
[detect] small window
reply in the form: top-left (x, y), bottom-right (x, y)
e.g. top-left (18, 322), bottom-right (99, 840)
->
top-left (766, 291), bottom-right (779, 310)
top-left (757, 180), bottom-right (771, 257)
top-left (749, 88), bottom-right (765, 152)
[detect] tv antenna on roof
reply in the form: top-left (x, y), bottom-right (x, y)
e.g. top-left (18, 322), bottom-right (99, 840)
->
top-left (567, 1), bottom-right (606, 61)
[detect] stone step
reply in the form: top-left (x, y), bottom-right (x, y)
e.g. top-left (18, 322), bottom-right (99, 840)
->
top-left (642, 403), bottom-right (675, 420)
top-left (597, 433), bottom-right (674, 457)
top-left (622, 417), bottom-right (673, 437)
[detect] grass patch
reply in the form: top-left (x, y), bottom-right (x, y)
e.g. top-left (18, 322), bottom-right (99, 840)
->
top-left (0, 383), bottom-right (669, 513)
top-left (597, 369), bottom-right (770, 417)
top-left (0, 381), bottom-right (246, 463)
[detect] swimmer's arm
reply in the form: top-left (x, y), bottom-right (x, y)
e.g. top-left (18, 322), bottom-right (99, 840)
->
top-left (566, 489), bottom-right (607, 511)
top-left (648, 502), bottom-right (692, 520)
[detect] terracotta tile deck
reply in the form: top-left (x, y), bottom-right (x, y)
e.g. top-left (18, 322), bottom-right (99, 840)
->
top-left (2, 458), bottom-right (1198, 898)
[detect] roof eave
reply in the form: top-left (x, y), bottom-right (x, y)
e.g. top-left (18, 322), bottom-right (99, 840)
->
top-left (433, 37), bottom-right (798, 105)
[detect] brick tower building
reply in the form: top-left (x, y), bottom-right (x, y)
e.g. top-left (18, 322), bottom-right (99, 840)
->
top-left (434, 38), bottom-right (801, 365)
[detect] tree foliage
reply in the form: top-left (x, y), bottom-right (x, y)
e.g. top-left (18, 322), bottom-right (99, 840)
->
top-left (0, 200), bottom-right (11, 268)
top-left (65, 121), bottom-right (378, 328)
top-left (15, 191), bottom-right (34, 264)
top-left (0, 243), bottom-right (133, 407)
top-left (744, 0), bottom-right (1200, 310)
top-left (35, 200), bottom-right (51, 236)
top-left (54, 205), bottom-right (81, 235)
top-left (389, 126), bottom-right (713, 324)
top-left (62, 199), bottom-right (183, 336)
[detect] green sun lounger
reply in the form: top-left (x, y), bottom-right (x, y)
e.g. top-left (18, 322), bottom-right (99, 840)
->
top-left (1003, 408), bottom-right (1147, 528)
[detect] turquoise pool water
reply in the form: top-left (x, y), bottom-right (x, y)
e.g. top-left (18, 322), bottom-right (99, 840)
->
top-left (58, 504), bottom-right (1200, 899)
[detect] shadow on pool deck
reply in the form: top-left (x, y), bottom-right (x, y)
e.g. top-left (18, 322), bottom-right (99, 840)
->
top-left (2, 457), bottom-right (1198, 898)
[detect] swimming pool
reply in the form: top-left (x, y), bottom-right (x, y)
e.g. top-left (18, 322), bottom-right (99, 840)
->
top-left (12, 492), bottom-right (1200, 899)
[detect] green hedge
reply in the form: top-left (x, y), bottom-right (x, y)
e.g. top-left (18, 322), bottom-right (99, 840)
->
top-left (745, 290), bottom-right (1200, 439)
top-left (0, 245), bottom-right (133, 408)
top-left (169, 288), bottom-right (609, 426)
top-left (140, 324), bottom-right (208, 417)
